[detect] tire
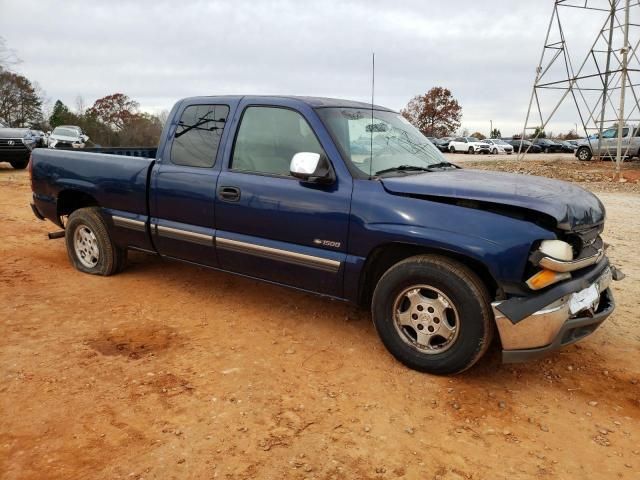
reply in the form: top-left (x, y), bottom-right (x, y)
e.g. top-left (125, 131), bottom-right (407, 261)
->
top-left (65, 207), bottom-right (127, 276)
top-left (492, 148), bottom-right (498, 155)
top-left (10, 159), bottom-right (28, 169)
top-left (468, 147), bottom-right (474, 154)
top-left (577, 147), bottom-right (592, 161)
top-left (371, 255), bottom-right (494, 375)
top-left (544, 147), bottom-right (550, 153)
top-left (449, 146), bottom-right (456, 153)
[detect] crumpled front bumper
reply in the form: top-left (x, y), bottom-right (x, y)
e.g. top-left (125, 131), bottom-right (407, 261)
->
top-left (492, 265), bottom-right (615, 363)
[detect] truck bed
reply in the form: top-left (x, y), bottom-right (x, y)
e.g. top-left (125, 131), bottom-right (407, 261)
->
top-left (30, 148), bottom-right (155, 226)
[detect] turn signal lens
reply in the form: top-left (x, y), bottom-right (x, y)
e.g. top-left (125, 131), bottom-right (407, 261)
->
top-left (526, 269), bottom-right (571, 290)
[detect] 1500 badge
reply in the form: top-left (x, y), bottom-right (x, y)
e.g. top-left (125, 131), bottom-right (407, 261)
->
top-left (313, 239), bottom-right (341, 248)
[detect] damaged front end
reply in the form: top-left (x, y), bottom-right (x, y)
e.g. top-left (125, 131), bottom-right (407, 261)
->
top-left (493, 222), bottom-right (624, 362)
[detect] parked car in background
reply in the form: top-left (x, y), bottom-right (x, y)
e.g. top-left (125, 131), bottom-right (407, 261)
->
top-left (448, 136), bottom-right (491, 154)
top-left (504, 139), bottom-right (543, 154)
top-left (29, 94), bottom-right (621, 374)
top-left (484, 138), bottom-right (513, 155)
top-left (533, 138), bottom-right (563, 153)
top-left (575, 125), bottom-right (640, 161)
top-left (48, 126), bottom-right (89, 149)
top-left (556, 140), bottom-right (578, 153)
top-left (32, 130), bottom-right (47, 148)
top-left (0, 120), bottom-right (36, 169)
top-left (566, 139), bottom-right (581, 147)
top-left (428, 137), bottom-right (449, 153)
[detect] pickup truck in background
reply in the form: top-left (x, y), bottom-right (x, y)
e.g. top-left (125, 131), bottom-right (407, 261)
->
top-left (30, 95), bottom-right (622, 374)
top-left (0, 119), bottom-right (37, 169)
top-left (576, 125), bottom-right (640, 161)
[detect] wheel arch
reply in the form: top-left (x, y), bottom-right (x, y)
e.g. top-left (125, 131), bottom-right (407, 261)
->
top-left (57, 189), bottom-right (100, 224)
top-left (357, 242), bottom-right (499, 308)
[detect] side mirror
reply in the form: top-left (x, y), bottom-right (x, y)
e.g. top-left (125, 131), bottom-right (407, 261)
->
top-left (290, 152), bottom-right (335, 184)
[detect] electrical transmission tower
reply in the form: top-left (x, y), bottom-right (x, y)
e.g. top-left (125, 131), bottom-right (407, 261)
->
top-left (520, 0), bottom-right (639, 177)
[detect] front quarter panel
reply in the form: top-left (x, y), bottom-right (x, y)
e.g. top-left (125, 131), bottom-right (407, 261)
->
top-left (346, 180), bottom-right (555, 300)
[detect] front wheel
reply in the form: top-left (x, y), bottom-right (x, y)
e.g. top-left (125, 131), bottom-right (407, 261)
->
top-left (65, 207), bottom-right (127, 276)
top-left (492, 148), bottom-right (498, 154)
top-left (10, 159), bottom-right (29, 169)
top-left (468, 147), bottom-right (474, 154)
top-left (372, 255), bottom-right (494, 375)
top-left (577, 147), bottom-right (592, 161)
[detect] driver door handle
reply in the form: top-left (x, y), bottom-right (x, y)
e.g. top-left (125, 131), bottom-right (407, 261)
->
top-left (218, 186), bottom-right (241, 202)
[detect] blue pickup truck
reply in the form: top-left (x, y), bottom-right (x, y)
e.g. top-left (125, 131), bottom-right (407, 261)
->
top-left (29, 95), bottom-right (622, 374)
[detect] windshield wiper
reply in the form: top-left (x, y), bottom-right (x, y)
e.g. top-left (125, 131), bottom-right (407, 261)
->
top-left (375, 165), bottom-right (432, 175)
top-left (427, 161), bottom-right (458, 169)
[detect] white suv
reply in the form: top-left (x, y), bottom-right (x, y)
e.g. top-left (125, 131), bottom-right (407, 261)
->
top-left (484, 138), bottom-right (514, 155)
top-left (448, 137), bottom-right (491, 154)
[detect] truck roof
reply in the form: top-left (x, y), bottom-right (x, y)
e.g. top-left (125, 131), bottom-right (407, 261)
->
top-left (181, 95), bottom-right (395, 112)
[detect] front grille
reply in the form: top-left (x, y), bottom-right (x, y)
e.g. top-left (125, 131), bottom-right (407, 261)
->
top-left (566, 224), bottom-right (604, 259)
top-left (0, 138), bottom-right (28, 150)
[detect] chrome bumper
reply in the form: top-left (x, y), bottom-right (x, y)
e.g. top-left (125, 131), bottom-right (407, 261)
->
top-left (492, 267), bottom-right (613, 356)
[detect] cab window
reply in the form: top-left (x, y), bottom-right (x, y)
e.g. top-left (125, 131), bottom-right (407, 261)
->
top-left (231, 107), bottom-right (325, 176)
top-left (171, 104), bottom-right (229, 167)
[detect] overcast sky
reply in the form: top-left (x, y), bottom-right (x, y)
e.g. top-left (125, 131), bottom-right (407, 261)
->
top-left (1, 0), bottom-right (635, 136)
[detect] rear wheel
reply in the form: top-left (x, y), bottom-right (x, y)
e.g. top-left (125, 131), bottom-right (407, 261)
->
top-left (9, 159), bottom-right (28, 169)
top-left (577, 147), bottom-right (592, 161)
top-left (65, 207), bottom-right (127, 276)
top-left (449, 146), bottom-right (455, 153)
top-left (371, 255), bottom-right (493, 375)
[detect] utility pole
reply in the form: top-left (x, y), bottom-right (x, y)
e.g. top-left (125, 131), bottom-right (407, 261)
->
top-left (597, 1), bottom-right (617, 161)
top-left (615, 0), bottom-right (631, 179)
top-left (490, 120), bottom-right (493, 137)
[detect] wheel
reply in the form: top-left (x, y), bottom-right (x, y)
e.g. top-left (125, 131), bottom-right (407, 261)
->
top-left (507, 151), bottom-right (512, 155)
top-left (449, 146), bottom-right (455, 153)
top-left (371, 255), bottom-right (494, 375)
top-left (544, 147), bottom-right (550, 153)
top-left (10, 159), bottom-right (28, 169)
top-left (492, 148), bottom-right (498, 155)
top-left (65, 207), bottom-right (127, 276)
top-left (577, 147), bottom-right (592, 161)
top-left (468, 147), bottom-right (474, 154)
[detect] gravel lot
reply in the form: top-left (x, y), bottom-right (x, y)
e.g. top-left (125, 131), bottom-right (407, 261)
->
top-left (1, 158), bottom-right (639, 479)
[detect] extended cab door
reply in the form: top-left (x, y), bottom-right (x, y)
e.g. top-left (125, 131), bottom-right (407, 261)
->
top-left (149, 99), bottom-right (237, 266)
top-left (214, 100), bottom-right (352, 296)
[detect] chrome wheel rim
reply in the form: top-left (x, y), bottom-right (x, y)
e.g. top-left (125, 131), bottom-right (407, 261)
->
top-left (393, 285), bottom-right (459, 354)
top-left (74, 224), bottom-right (100, 268)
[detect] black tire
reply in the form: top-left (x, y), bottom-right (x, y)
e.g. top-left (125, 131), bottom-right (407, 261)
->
top-left (468, 147), bottom-right (474, 154)
top-left (544, 147), bottom-right (550, 153)
top-left (577, 147), bottom-right (592, 161)
top-left (449, 146), bottom-right (455, 153)
top-left (371, 255), bottom-right (493, 375)
top-left (10, 159), bottom-right (29, 169)
top-left (492, 148), bottom-right (498, 155)
top-left (65, 207), bottom-right (127, 276)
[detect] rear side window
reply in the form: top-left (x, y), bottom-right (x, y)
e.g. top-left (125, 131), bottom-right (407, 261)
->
top-left (171, 104), bottom-right (229, 167)
top-left (231, 107), bottom-right (324, 176)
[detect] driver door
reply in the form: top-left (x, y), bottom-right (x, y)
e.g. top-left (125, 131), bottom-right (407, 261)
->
top-left (214, 104), bottom-right (352, 296)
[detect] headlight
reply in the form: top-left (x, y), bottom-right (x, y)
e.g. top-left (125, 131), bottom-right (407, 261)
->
top-left (539, 240), bottom-right (573, 261)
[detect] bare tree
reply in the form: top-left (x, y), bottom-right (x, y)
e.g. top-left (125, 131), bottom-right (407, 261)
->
top-left (0, 36), bottom-right (20, 71)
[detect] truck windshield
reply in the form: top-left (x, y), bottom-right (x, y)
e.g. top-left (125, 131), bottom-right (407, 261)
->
top-left (317, 108), bottom-right (447, 176)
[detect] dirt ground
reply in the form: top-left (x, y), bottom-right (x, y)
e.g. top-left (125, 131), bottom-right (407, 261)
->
top-left (1, 157), bottom-right (639, 480)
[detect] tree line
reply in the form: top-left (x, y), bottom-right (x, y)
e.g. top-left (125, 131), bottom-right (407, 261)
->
top-left (0, 37), bottom-right (163, 147)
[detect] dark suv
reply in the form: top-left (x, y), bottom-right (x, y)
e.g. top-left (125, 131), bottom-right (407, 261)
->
top-left (0, 120), bottom-right (36, 169)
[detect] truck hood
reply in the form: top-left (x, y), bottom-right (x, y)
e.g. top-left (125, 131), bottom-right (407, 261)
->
top-left (380, 169), bottom-right (605, 231)
top-left (0, 127), bottom-right (31, 139)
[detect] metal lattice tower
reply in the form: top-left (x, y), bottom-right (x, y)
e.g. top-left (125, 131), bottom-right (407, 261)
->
top-left (520, 0), bottom-right (640, 176)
